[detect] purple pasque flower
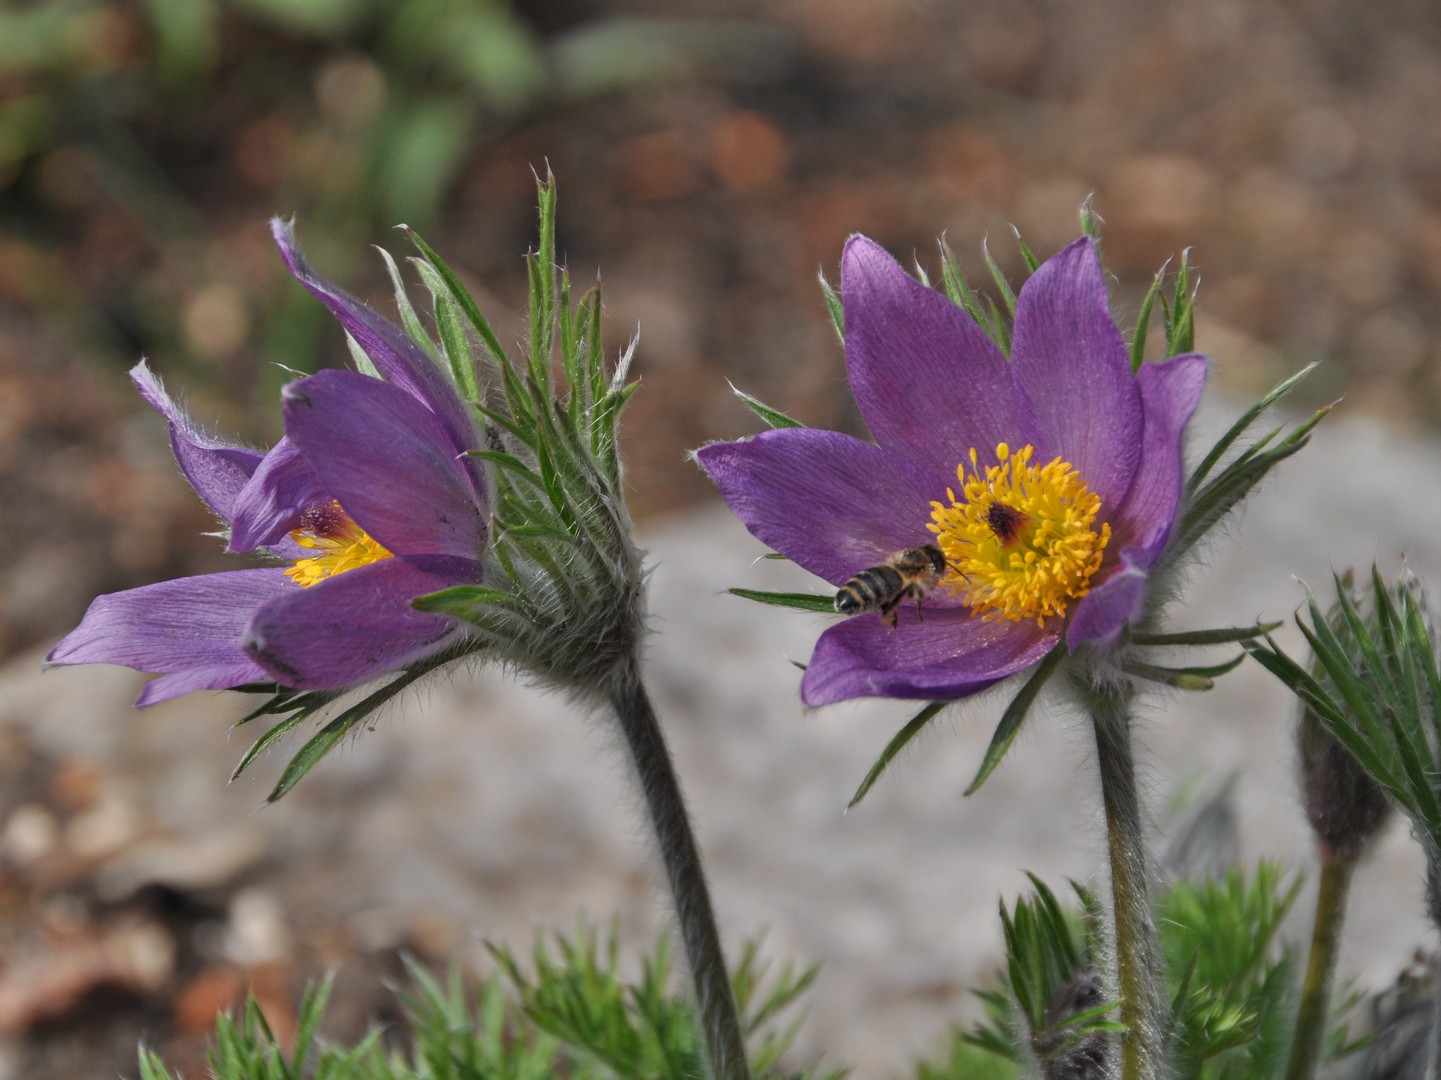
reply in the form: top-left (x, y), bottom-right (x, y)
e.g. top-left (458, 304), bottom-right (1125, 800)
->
top-left (46, 220), bottom-right (489, 706)
top-left (698, 235), bottom-right (1208, 707)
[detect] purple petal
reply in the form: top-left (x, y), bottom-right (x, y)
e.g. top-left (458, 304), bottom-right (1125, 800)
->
top-left (842, 236), bottom-right (1017, 481)
top-left (271, 219), bottom-right (489, 509)
top-left (228, 436), bottom-right (329, 553)
top-left (242, 558), bottom-right (470, 689)
top-left (801, 607), bottom-right (1056, 705)
top-left (131, 361), bottom-right (264, 523)
top-left (1067, 545), bottom-right (1150, 650)
top-left (46, 568), bottom-right (292, 676)
top-left (1110, 353), bottom-right (1208, 557)
top-left (697, 428), bottom-right (946, 587)
top-left (1011, 238), bottom-right (1142, 512)
top-left (282, 370), bottom-right (487, 561)
top-left (135, 663), bottom-right (275, 707)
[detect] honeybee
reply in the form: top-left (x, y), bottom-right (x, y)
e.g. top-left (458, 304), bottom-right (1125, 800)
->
top-left (834, 544), bottom-right (948, 630)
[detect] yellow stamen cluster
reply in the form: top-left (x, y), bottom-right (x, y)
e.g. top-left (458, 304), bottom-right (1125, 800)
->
top-left (928, 443), bottom-right (1110, 626)
top-left (284, 501), bottom-right (394, 588)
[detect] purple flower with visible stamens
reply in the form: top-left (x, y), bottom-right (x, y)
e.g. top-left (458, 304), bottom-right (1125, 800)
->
top-left (46, 221), bottom-right (488, 706)
top-left (698, 235), bottom-right (1208, 706)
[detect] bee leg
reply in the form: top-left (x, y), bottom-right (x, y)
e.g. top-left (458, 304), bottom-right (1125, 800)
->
top-left (879, 594), bottom-right (903, 632)
top-left (901, 584), bottom-right (927, 623)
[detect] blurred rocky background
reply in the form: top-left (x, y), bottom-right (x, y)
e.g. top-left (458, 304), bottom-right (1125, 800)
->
top-left (2, 0), bottom-right (1441, 1076)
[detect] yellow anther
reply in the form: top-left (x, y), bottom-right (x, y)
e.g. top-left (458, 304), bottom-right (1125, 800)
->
top-left (927, 443), bottom-right (1109, 626)
top-left (284, 501), bottom-right (394, 587)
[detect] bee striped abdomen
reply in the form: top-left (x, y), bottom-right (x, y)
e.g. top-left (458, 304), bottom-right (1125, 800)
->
top-left (836, 565), bottom-right (906, 615)
top-left (834, 545), bottom-right (947, 629)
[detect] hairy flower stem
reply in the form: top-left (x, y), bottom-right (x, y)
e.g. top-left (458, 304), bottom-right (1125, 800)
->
top-left (1285, 855), bottom-right (1354, 1080)
top-left (609, 658), bottom-right (751, 1080)
top-left (1089, 682), bottom-right (1166, 1080)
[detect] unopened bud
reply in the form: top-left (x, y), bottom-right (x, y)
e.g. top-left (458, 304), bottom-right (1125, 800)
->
top-left (1295, 570), bottom-right (1397, 863)
top-left (1039, 973), bottom-right (1108, 1080)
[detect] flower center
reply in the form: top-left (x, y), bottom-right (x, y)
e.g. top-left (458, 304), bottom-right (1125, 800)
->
top-left (927, 442), bottom-right (1110, 626)
top-left (284, 501), bottom-right (394, 587)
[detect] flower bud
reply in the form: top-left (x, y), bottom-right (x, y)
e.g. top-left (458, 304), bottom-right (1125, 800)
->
top-left (1295, 570), bottom-right (1398, 863)
top-left (1039, 973), bottom-right (1108, 1080)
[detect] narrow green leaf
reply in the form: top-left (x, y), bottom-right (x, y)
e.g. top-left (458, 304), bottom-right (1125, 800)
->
top-left (558, 268), bottom-right (582, 421)
top-left (982, 238), bottom-right (1018, 317)
top-left (938, 237), bottom-right (990, 329)
top-left (269, 667), bottom-right (430, 801)
top-left (817, 268), bottom-right (846, 344)
top-left (1299, 595), bottom-right (1390, 739)
top-left (984, 293), bottom-right (1012, 356)
top-left (231, 708), bottom-right (315, 782)
top-left (1330, 571), bottom-right (1400, 703)
top-left (848, 700), bottom-right (947, 809)
top-left (728, 587), bottom-right (835, 614)
top-left (1372, 564), bottom-right (1401, 660)
top-left (1386, 706), bottom-right (1441, 833)
top-left (404, 227), bottom-right (509, 372)
top-left (1242, 638), bottom-right (1400, 792)
top-left (1131, 622), bottom-right (1281, 647)
top-left (1121, 653), bottom-right (1244, 690)
top-left (412, 584), bottom-right (523, 618)
top-left (1189, 362), bottom-right (1319, 487)
top-left (528, 173), bottom-right (558, 391)
top-left (289, 977), bottom-right (334, 1078)
top-left (1079, 197), bottom-right (1101, 242)
top-left (342, 332), bottom-right (380, 379)
top-left (965, 643), bottom-right (1067, 795)
top-left (1130, 266), bottom-right (1165, 373)
top-left (726, 381), bottom-right (804, 429)
top-left (1172, 403), bottom-right (1329, 557)
top-left (586, 283), bottom-right (607, 416)
top-left (1165, 249), bottom-right (1196, 357)
top-left (376, 246), bottom-right (439, 362)
top-left (1013, 228), bottom-right (1040, 274)
top-left (412, 259), bottom-right (479, 402)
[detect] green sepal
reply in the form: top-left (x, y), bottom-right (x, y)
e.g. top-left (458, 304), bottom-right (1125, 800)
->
top-left (1129, 264), bottom-right (1165, 373)
top-left (1130, 622), bottom-right (1281, 647)
top-left (982, 238), bottom-right (1018, 317)
top-left (413, 584), bottom-right (530, 620)
top-left (847, 700), bottom-right (947, 810)
top-left (1162, 248), bottom-right (1196, 357)
top-left (728, 587), bottom-right (834, 614)
top-left (523, 173), bottom-right (559, 396)
top-left (231, 707), bottom-right (316, 782)
top-left (1120, 654), bottom-right (1244, 691)
top-left (268, 665), bottom-right (432, 801)
top-left (1012, 227), bottom-right (1040, 273)
top-left (938, 238), bottom-right (990, 329)
top-left (726, 381), bottom-right (805, 429)
top-left (228, 684), bottom-right (333, 726)
top-left (818, 269), bottom-right (844, 344)
top-left (376, 246), bottom-right (441, 364)
top-left (1170, 398), bottom-right (1330, 561)
top-left (403, 226), bottom-right (510, 374)
top-left (965, 642), bottom-right (1067, 796)
top-left (343, 332), bottom-right (381, 379)
top-left (411, 257), bottom-right (480, 403)
top-left (1242, 637), bottom-right (1393, 779)
top-left (1189, 361), bottom-right (1318, 488)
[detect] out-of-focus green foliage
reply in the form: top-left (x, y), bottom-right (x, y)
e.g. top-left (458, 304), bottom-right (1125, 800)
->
top-left (925, 865), bottom-right (1365, 1080)
top-left (138, 925), bottom-right (841, 1080)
